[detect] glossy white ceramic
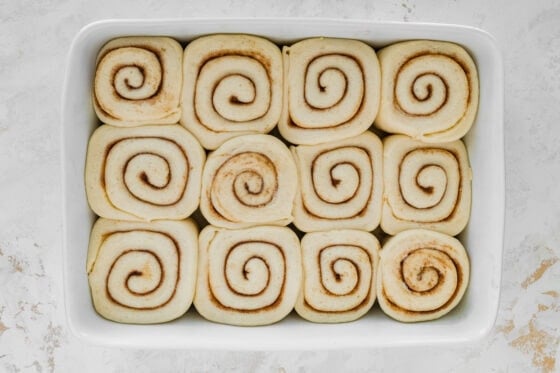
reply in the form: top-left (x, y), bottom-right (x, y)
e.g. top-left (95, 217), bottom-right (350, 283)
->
top-left (61, 18), bottom-right (504, 349)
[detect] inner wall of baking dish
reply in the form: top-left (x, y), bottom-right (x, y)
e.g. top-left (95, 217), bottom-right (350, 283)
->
top-left (63, 19), bottom-right (503, 348)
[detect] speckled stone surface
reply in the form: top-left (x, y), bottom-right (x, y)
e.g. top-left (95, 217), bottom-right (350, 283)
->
top-left (1, 0), bottom-right (559, 371)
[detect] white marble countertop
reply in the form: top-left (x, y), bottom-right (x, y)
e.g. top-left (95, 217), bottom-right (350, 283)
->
top-left (1, 0), bottom-right (559, 371)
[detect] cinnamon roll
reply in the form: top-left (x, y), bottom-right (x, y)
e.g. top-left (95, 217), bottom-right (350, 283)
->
top-left (381, 135), bottom-right (471, 236)
top-left (279, 38), bottom-right (381, 145)
top-left (85, 124), bottom-right (205, 221)
top-left (87, 218), bottom-right (198, 324)
top-left (181, 34), bottom-right (283, 150)
top-left (295, 230), bottom-right (379, 323)
top-left (93, 37), bottom-right (183, 126)
top-left (200, 134), bottom-right (297, 229)
top-left (376, 40), bottom-right (479, 142)
top-left (377, 229), bottom-right (470, 322)
top-left (292, 131), bottom-right (383, 232)
top-left (194, 225), bottom-right (301, 326)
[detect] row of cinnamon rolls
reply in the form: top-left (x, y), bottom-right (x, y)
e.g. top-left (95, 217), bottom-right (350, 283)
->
top-left (88, 220), bottom-right (469, 325)
top-left (93, 35), bottom-right (479, 150)
top-left (86, 129), bottom-right (472, 236)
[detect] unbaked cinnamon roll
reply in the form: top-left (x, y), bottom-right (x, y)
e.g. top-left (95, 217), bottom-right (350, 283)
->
top-left (377, 229), bottom-right (470, 322)
top-left (87, 218), bottom-right (198, 324)
top-left (381, 135), bottom-right (472, 236)
top-left (200, 134), bottom-right (297, 229)
top-left (194, 225), bottom-right (301, 326)
top-left (85, 124), bottom-right (205, 221)
top-left (93, 37), bottom-right (183, 126)
top-left (375, 40), bottom-right (479, 142)
top-left (292, 131), bottom-right (383, 232)
top-left (279, 37), bottom-right (381, 145)
top-left (295, 230), bottom-right (379, 323)
top-left (181, 34), bottom-right (283, 150)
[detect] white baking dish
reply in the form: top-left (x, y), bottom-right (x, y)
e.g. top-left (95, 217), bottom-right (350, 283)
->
top-left (61, 18), bottom-right (504, 349)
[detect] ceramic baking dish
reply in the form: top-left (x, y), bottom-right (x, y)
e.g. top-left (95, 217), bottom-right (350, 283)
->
top-left (61, 18), bottom-right (504, 349)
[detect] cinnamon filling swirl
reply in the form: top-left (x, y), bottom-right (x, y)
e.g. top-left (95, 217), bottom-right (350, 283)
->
top-left (292, 131), bottom-right (383, 232)
top-left (93, 37), bottom-right (183, 126)
top-left (87, 219), bottom-right (198, 324)
top-left (200, 134), bottom-right (297, 229)
top-left (376, 229), bottom-right (470, 322)
top-left (376, 41), bottom-right (479, 142)
top-left (194, 225), bottom-right (301, 326)
top-left (295, 230), bottom-right (379, 323)
top-left (85, 125), bottom-right (205, 221)
top-left (279, 38), bottom-right (381, 145)
top-left (181, 35), bottom-right (283, 150)
top-left (382, 135), bottom-right (471, 236)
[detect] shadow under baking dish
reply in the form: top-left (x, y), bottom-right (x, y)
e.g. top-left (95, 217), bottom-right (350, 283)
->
top-left (61, 18), bottom-right (504, 349)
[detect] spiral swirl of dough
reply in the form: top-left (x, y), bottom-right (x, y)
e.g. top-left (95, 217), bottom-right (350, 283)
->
top-left (93, 37), bottom-right (183, 126)
top-left (194, 225), bottom-right (301, 326)
top-left (279, 38), bottom-right (381, 145)
top-left (200, 134), bottom-right (297, 229)
top-left (295, 230), bottom-right (379, 323)
top-left (85, 125), bottom-right (205, 221)
top-left (376, 229), bottom-right (470, 322)
top-left (87, 219), bottom-right (198, 324)
top-left (376, 40), bottom-right (479, 142)
top-left (181, 34), bottom-right (283, 150)
top-left (292, 131), bottom-right (383, 232)
top-left (381, 135), bottom-right (471, 236)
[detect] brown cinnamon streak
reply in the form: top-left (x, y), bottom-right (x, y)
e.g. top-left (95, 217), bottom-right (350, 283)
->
top-left (396, 148), bottom-right (461, 222)
top-left (208, 240), bottom-right (286, 313)
top-left (102, 136), bottom-right (190, 207)
top-left (383, 248), bottom-right (463, 315)
top-left (292, 53), bottom-right (366, 130)
top-left (303, 146), bottom-right (373, 219)
top-left (96, 44), bottom-right (165, 120)
top-left (103, 229), bottom-right (181, 311)
top-left (193, 51), bottom-right (273, 131)
top-left (304, 244), bottom-right (373, 314)
top-left (393, 52), bottom-right (471, 118)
